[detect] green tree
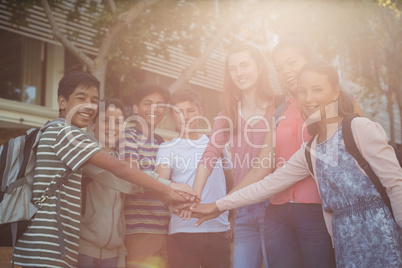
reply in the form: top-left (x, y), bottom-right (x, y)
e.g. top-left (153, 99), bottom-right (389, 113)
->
top-left (267, 0), bottom-right (402, 144)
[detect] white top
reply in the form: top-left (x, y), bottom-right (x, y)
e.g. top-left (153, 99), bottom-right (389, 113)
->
top-left (156, 135), bottom-right (232, 234)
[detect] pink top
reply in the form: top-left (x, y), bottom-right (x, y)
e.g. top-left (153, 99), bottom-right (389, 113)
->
top-left (200, 107), bottom-right (275, 186)
top-left (271, 98), bottom-right (321, 204)
top-left (216, 117), bottom-right (402, 240)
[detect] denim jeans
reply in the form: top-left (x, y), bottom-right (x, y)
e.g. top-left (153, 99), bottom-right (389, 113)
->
top-left (77, 253), bottom-right (118, 268)
top-left (264, 203), bottom-right (335, 268)
top-left (167, 231), bottom-right (231, 268)
top-left (233, 201), bottom-right (269, 268)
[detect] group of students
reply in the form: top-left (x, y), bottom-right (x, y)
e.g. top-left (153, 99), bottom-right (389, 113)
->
top-left (10, 37), bottom-right (402, 268)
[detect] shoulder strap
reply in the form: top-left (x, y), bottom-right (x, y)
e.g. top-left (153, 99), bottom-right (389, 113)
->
top-left (305, 136), bottom-right (315, 176)
top-left (16, 129), bottom-right (40, 181)
top-left (41, 118), bottom-right (65, 131)
top-left (13, 119), bottom-right (64, 184)
top-left (342, 114), bottom-right (394, 219)
top-left (274, 101), bottom-right (290, 129)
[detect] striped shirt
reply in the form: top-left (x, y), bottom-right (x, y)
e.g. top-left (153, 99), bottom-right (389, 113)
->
top-left (119, 126), bottom-right (170, 235)
top-left (13, 121), bottom-right (101, 268)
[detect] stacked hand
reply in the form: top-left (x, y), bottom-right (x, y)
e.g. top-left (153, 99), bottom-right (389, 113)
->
top-left (168, 200), bottom-right (223, 227)
top-left (170, 182), bottom-right (199, 202)
top-left (165, 183), bottom-right (225, 227)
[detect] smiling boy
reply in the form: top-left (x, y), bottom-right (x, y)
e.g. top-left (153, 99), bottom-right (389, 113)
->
top-left (12, 72), bottom-right (186, 268)
top-left (118, 82), bottom-right (172, 267)
top-left (156, 90), bottom-right (234, 268)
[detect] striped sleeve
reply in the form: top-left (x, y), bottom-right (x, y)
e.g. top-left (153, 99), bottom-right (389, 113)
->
top-left (54, 126), bottom-right (101, 171)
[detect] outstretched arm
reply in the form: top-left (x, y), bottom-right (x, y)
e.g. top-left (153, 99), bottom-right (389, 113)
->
top-left (228, 127), bottom-right (275, 194)
top-left (192, 163), bottom-right (212, 197)
top-left (191, 147), bottom-right (310, 226)
top-left (155, 164), bottom-right (198, 201)
top-left (87, 150), bottom-right (187, 203)
top-left (83, 164), bottom-right (172, 195)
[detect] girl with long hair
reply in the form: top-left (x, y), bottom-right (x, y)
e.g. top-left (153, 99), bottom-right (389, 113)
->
top-left (191, 61), bottom-right (402, 267)
top-left (191, 44), bottom-right (275, 268)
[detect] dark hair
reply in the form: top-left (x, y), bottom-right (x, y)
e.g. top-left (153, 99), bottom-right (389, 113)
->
top-left (222, 44), bottom-right (274, 131)
top-left (95, 97), bottom-right (126, 120)
top-left (131, 82), bottom-right (170, 105)
top-left (298, 61), bottom-right (354, 136)
top-left (58, 71), bottom-right (100, 100)
top-left (272, 37), bottom-right (318, 62)
top-left (169, 89), bottom-right (201, 109)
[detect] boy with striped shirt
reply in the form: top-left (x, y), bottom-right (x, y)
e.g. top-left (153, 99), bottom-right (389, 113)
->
top-left (12, 72), bottom-right (188, 268)
top-left (118, 83), bottom-right (171, 267)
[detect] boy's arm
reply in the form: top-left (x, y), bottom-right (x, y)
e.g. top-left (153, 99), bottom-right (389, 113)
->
top-left (192, 164), bottom-right (212, 198)
top-left (155, 163), bottom-right (172, 182)
top-left (155, 163), bottom-right (197, 199)
top-left (86, 150), bottom-right (186, 203)
top-left (83, 164), bottom-right (171, 194)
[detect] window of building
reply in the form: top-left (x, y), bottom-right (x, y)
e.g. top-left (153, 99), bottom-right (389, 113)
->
top-left (0, 29), bottom-right (45, 105)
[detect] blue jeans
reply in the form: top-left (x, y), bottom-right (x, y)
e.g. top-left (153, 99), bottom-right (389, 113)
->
top-left (264, 203), bottom-right (335, 268)
top-left (77, 253), bottom-right (118, 268)
top-left (167, 231), bottom-right (231, 268)
top-left (233, 201), bottom-right (269, 268)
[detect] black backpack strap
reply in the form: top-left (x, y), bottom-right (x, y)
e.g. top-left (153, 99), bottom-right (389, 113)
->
top-left (16, 129), bottom-right (40, 180)
top-left (0, 141), bottom-right (9, 200)
top-left (305, 136), bottom-right (316, 176)
top-left (342, 115), bottom-right (394, 219)
top-left (35, 167), bottom-right (74, 258)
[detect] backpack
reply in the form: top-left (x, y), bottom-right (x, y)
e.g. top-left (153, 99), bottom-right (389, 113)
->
top-left (0, 120), bottom-right (73, 250)
top-left (304, 114), bottom-right (402, 219)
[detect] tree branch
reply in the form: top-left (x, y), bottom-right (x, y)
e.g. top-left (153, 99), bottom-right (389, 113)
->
top-left (95, 0), bottom-right (161, 69)
top-left (106, 0), bottom-right (116, 14)
top-left (40, 0), bottom-right (94, 69)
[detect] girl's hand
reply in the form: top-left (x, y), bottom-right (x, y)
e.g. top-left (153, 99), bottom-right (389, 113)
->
top-left (178, 208), bottom-right (193, 221)
top-left (168, 202), bottom-right (196, 214)
top-left (190, 203), bottom-right (222, 226)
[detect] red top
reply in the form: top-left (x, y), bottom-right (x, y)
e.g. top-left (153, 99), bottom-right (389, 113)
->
top-left (200, 107), bottom-right (275, 186)
top-left (271, 97), bottom-right (321, 204)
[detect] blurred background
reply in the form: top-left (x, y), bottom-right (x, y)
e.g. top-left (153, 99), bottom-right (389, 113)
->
top-left (0, 0), bottom-right (401, 266)
top-left (0, 0), bottom-right (400, 145)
